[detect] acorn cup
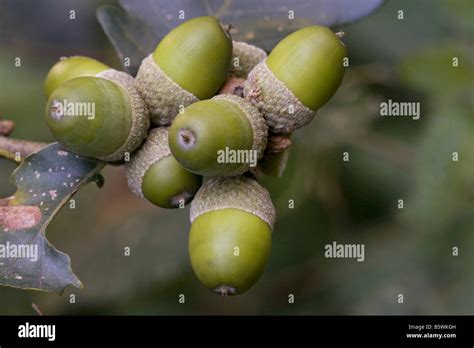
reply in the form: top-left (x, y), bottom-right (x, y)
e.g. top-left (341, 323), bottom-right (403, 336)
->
top-left (135, 16), bottom-right (233, 126)
top-left (244, 25), bottom-right (347, 134)
top-left (126, 127), bottom-right (202, 209)
top-left (45, 72), bottom-right (149, 162)
top-left (230, 41), bottom-right (267, 78)
top-left (44, 56), bottom-right (111, 97)
top-left (189, 176), bottom-right (276, 296)
top-left (168, 94), bottom-right (268, 177)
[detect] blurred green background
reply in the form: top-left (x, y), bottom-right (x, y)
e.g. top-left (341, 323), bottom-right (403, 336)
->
top-left (0, 0), bottom-right (472, 315)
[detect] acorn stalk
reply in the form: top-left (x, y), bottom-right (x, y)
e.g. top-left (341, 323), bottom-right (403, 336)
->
top-left (257, 134), bottom-right (292, 177)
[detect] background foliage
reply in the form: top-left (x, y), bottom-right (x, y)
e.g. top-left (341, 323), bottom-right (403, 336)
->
top-left (0, 0), bottom-right (472, 314)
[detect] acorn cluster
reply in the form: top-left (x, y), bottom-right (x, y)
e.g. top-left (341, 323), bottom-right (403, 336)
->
top-left (43, 16), bottom-right (346, 296)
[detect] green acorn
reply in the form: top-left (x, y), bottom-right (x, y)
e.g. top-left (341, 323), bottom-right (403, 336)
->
top-left (44, 56), bottom-right (110, 97)
top-left (230, 41), bottom-right (267, 78)
top-left (126, 127), bottom-right (202, 208)
top-left (135, 16), bottom-right (233, 126)
top-left (45, 72), bottom-right (149, 161)
top-left (168, 94), bottom-right (268, 176)
top-left (244, 26), bottom-right (347, 134)
top-left (189, 176), bottom-right (275, 296)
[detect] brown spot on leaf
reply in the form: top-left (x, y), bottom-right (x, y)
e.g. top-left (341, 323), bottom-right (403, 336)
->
top-left (0, 205), bottom-right (42, 230)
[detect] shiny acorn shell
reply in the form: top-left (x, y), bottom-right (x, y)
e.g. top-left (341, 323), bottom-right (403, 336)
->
top-left (244, 26), bottom-right (346, 134)
top-left (168, 94), bottom-right (267, 176)
top-left (135, 16), bottom-right (233, 126)
top-left (126, 127), bottom-right (202, 209)
top-left (189, 176), bottom-right (275, 296)
top-left (45, 71), bottom-right (149, 161)
top-left (44, 56), bottom-right (110, 97)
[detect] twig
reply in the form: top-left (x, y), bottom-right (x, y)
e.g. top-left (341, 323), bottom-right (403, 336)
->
top-left (0, 117), bottom-right (48, 161)
top-left (0, 148), bottom-right (20, 163)
top-left (0, 136), bottom-right (47, 160)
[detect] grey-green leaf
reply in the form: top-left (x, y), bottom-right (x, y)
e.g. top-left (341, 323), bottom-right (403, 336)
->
top-left (98, 0), bottom-right (384, 76)
top-left (0, 143), bottom-right (105, 293)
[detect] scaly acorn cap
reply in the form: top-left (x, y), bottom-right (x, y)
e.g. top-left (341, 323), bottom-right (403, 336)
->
top-left (231, 41), bottom-right (267, 78)
top-left (190, 176), bottom-right (276, 229)
top-left (125, 127), bottom-right (202, 208)
top-left (135, 54), bottom-right (199, 126)
top-left (244, 60), bottom-right (316, 134)
top-left (96, 69), bottom-right (150, 161)
top-left (189, 176), bottom-right (275, 295)
top-left (135, 16), bottom-right (232, 126)
top-left (125, 127), bottom-right (170, 198)
top-left (244, 26), bottom-right (346, 134)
